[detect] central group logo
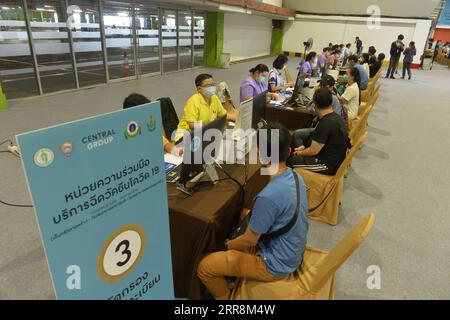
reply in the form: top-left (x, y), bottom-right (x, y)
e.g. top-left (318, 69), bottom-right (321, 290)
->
top-left (124, 121), bottom-right (141, 139)
top-left (34, 148), bottom-right (55, 168)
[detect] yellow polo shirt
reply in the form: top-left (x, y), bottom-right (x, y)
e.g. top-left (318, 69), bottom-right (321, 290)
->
top-left (176, 93), bottom-right (227, 140)
top-left (162, 135), bottom-right (169, 147)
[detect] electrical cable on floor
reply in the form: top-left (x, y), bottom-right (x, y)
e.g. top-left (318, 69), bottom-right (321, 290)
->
top-left (0, 139), bottom-right (13, 146)
top-left (0, 199), bottom-right (33, 208)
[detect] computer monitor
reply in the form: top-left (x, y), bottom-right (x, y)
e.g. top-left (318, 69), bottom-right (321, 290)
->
top-left (289, 73), bottom-right (306, 104)
top-left (252, 90), bottom-right (267, 129)
top-left (178, 115), bottom-right (227, 185)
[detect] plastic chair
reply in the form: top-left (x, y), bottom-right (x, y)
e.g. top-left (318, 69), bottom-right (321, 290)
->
top-left (231, 213), bottom-right (375, 300)
top-left (295, 132), bottom-right (367, 225)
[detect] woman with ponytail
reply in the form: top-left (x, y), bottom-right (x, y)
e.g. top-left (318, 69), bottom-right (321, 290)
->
top-left (240, 64), bottom-right (276, 102)
top-left (337, 67), bottom-right (360, 120)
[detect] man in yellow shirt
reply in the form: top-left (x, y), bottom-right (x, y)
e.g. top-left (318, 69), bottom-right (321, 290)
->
top-left (175, 74), bottom-right (236, 141)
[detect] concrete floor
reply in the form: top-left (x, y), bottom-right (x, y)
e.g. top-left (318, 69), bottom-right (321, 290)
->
top-left (1, 57), bottom-right (449, 299)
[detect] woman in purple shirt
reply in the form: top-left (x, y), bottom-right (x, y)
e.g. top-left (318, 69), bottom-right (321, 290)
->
top-left (240, 64), bottom-right (271, 102)
top-left (299, 51), bottom-right (317, 77)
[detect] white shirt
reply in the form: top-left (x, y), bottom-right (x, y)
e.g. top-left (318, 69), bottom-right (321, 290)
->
top-left (342, 82), bottom-right (360, 120)
top-left (362, 63), bottom-right (370, 78)
top-left (344, 47), bottom-right (350, 58)
top-left (268, 68), bottom-right (286, 90)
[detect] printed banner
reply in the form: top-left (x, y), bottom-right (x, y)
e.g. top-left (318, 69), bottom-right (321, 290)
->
top-left (17, 102), bottom-right (174, 300)
top-left (438, 0), bottom-right (450, 27)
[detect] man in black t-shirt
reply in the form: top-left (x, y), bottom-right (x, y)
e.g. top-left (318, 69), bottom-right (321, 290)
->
top-left (287, 88), bottom-right (351, 176)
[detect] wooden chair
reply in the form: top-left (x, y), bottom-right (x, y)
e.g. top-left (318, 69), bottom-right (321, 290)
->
top-left (231, 214), bottom-right (375, 300)
top-left (294, 132), bottom-right (368, 225)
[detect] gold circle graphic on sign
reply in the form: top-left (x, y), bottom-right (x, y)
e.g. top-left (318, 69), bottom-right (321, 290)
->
top-left (96, 224), bottom-right (147, 283)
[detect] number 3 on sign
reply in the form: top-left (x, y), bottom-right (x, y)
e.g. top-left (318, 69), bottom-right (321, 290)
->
top-left (96, 224), bottom-right (147, 283)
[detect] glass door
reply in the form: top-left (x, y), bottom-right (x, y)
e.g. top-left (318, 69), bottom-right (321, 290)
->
top-left (161, 9), bottom-right (177, 73)
top-left (134, 5), bottom-right (160, 75)
top-left (0, 0), bottom-right (39, 98)
top-left (69, 0), bottom-right (106, 87)
top-left (178, 10), bottom-right (192, 70)
top-left (193, 13), bottom-right (205, 67)
top-left (27, 0), bottom-right (76, 93)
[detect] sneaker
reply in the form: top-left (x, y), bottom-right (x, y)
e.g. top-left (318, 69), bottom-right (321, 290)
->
top-left (408, 76), bottom-right (411, 80)
top-left (390, 76), bottom-right (396, 79)
top-left (401, 77), bottom-right (405, 79)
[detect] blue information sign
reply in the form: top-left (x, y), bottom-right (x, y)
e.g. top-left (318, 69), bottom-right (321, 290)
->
top-left (17, 102), bottom-right (174, 300)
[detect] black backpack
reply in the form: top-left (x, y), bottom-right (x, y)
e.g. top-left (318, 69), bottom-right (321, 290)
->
top-left (157, 97), bottom-right (179, 141)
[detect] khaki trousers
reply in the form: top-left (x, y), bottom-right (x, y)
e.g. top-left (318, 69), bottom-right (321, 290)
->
top-left (197, 249), bottom-right (282, 300)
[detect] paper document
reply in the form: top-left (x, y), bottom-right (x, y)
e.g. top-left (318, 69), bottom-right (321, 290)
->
top-left (164, 153), bottom-right (183, 166)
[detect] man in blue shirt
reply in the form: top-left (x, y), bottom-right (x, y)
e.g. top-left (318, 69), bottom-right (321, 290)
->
top-left (348, 55), bottom-right (368, 90)
top-left (197, 123), bottom-right (309, 300)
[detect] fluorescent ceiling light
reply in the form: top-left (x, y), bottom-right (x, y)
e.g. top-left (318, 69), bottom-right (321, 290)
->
top-left (1, 6), bottom-right (10, 10)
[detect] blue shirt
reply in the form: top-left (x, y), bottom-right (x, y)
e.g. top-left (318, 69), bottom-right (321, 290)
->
top-left (249, 169), bottom-right (309, 276)
top-left (331, 94), bottom-right (342, 117)
top-left (355, 63), bottom-right (369, 90)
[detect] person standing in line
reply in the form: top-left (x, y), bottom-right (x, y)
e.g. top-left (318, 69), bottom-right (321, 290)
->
top-left (402, 41), bottom-right (417, 80)
top-left (386, 34), bottom-right (405, 79)
top-left (355, 37), bottom-right (363, 56)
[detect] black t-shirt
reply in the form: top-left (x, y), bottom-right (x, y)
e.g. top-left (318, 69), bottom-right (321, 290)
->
top-left (370, 59), bottom-right (381, 78)
top-left (356, 40), bottom-right (362, 49)
top-left (311, 112), bottom-right (350, 174)
top-left (390, 40), bottom-right (404, 57)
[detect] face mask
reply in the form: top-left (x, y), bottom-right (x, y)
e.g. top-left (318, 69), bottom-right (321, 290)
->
top-left (203, 86), bottom-right (217, 98)
top-left (343, 75), bottom-right (349, 83)
top-left (257, 76), bottom-right (266, 84)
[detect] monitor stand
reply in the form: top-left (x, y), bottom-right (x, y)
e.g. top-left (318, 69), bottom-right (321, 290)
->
top-left (176, 164), bottom-right (219, 197)
top-left (196, 164), bottom-right (219, 184)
